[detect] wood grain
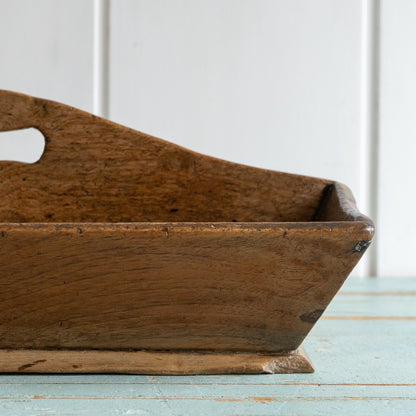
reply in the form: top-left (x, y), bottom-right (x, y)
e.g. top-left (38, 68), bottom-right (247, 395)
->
top-left (0, 347), bottom-right (313, 375)
top-left (0, 90), bottom-right (374, 373)
top-left (0, 222), bottom-right (372, 353)
top-left (0, 90), bottom-right (330, 223)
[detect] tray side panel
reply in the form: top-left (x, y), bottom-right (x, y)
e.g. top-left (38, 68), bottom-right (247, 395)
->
top-left (0, 223), bottom-right (372, 352)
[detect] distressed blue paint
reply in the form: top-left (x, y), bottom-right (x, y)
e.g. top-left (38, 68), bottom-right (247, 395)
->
top-left (0, 397), bottom-right (415, 416)
top-left (324, 295), bottom-right (416, 316)
top-left (0, 382), bottom-right (415, 399)
top-left (339, 277), bottom-right (416, 293)
top-left (0, 278), bottom-right (415, 415)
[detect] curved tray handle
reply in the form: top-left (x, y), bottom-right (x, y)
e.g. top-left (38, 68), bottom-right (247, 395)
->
top-left (0, 89), bottom-right (173, 158)
top-left (0, 89), bottom-right (152, 160)
top-left (0, 89), bottom-right (333, 224)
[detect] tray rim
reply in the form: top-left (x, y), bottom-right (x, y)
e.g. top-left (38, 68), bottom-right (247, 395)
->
top-left (0, 181), bottom-right (374, 236)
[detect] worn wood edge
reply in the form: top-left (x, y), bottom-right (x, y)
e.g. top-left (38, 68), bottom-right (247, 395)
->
top-left (0, 347), bottom-right (314, 375)
top-left (0, 220), bottom-right (374, 234)
top-left (315, 182), bottom-right (374, 238)
top-left (334, 182), bottom-right (374, 225)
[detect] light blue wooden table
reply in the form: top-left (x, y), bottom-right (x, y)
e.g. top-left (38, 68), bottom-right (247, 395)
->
top-left (1, 278), bottom-right (415, 415)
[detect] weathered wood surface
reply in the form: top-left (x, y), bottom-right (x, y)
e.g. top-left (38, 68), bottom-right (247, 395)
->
top-left (0, 278), bottom-right (414, 415)
top-left (0, 90), bottom-right (331, 223)
top-left (0, 347), bottom-right (313, 375)
top-left (0, 90), bottom-right (374, 372)
top-left (0, 222), bottom-right (371, 355)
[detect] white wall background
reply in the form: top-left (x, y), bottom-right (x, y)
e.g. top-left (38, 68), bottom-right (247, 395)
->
top-left (0, 0), bottom-right (413, 277)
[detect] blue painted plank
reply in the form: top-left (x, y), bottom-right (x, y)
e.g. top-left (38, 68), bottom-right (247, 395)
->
top-left (0, 379), bottom-right (415, 397)
top-left (0, 396), bottom-right (415, 416)
top-left (324, 295), bottom-right (416, 317)
top-left (339, 277), bottom-right (416, 293)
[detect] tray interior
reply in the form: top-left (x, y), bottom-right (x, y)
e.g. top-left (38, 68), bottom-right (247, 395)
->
top-left (0, 161), bottom-right (334, 224)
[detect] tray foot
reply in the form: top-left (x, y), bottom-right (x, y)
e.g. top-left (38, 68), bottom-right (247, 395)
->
top-left (0, 346), bottom-right (313, 374)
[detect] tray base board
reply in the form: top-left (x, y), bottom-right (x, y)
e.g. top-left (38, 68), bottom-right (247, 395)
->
top-left (0, 346), bottom-right (313, 374)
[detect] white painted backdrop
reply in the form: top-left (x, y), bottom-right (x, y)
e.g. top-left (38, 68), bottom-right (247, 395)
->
top-left (0, 0), bottom-right (412, 277)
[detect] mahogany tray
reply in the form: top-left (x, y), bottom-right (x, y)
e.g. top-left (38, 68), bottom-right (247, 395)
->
top-left (0, 90), bottom-right (374, 374)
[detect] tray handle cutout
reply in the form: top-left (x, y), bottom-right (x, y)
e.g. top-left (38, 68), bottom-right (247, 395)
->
top-left (0, 90), bottom-right (51, 163)
top-left (0, 128), bottom-right (45, 164)
top-left (0, 89), bottom-right (110, 166)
